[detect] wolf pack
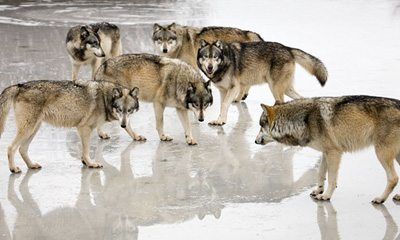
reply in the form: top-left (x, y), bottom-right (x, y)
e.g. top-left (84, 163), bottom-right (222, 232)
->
top-left (0, 21), bottom-right (399, 205)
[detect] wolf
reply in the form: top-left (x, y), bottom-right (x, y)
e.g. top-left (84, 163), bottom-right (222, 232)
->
top-left (66, 22), bottom-right (122, 81)
top-left (255, 95), bottom-right (400, 204)
top-left (197, 40), bottom-right (328, 126)
top-left (152, 22), bottom-right (263, 101)
top-left (0, 79), bottom-right (140, 173)
top-left (94, 54), bottom-right (213, 145)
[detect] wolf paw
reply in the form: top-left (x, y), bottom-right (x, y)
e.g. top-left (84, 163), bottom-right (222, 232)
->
top-left (312, 194), bottom-right (331, 201)
top-left (186, 138), bottom-right (198, 146)
top-left (98, 132), bottom-right (110, 139)
top-left (208, 120), bottom-right (226, 126)
top-left (393, 194), bottom-right (400, 201)
top-left (88, 163), bottom-right (103, 168)
top-left (134, 135), bottom-right (147, 141)
top-left (310, 187), bottom-right (324, 197)
top-left (371, 197), bottom-right (386, 204)
top-left (241, 93), bottom-right (248, 101)
top-left (10, 166), bottom-right (21, 174)
top-left (28, 163), bottom-right (42, 169)
top-left (160, 135), bottom-right (173, 141)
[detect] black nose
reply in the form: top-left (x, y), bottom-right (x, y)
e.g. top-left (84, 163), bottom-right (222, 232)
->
top-left (199, 118), bottom-right (204, 122)
top-left (163, 49), bottom-right (168, 53)
top-left (207, 65), bottom-right (213, 71)
top-left (121, 124), bottom-right (126, 128)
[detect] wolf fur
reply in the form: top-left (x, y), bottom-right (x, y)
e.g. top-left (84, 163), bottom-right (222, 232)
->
top-left (197, 40), bottom-right (328, 125)
top-left (0, 80), bottom-right (140, 173)
top-left (94, 54), bottom-right (213, 145)
top-left (66, 22), bottom-right (123, 81)
top-left (255, 96), bottom-right (400, 204)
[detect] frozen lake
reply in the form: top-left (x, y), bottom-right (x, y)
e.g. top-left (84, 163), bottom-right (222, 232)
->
top-left (0, 0), bottom-right (399, 239)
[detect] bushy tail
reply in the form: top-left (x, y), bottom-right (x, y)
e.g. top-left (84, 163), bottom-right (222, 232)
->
top-left (0, 85), bottom-right (19, 137)
top-left (290, 48), bottom-right (328, 86)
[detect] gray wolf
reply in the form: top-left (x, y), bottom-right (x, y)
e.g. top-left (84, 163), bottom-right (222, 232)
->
top-left (197, 40), bottom-right (328, 125)
top-left (0, 79), bottom-right (140, 173)
top-left (152, 22), bottom-right (263, 100)
top-left (94, 54), bottom-right (213, 145)
top-left (66, 22), bottom-right (122, 81)
top-left (255, 96), bottom-right (400, 204)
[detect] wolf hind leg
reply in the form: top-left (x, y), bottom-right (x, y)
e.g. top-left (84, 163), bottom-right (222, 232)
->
top-left (392, 153), bottom-right (400, 201)
top-left (372, 146), bottom-right (398, 204)
top-left (19, 122), bottom-right (42, 169)
top-left (285, 86), bottom-right (303, 99)
top-left (8, 112), bottom-right (41, 173)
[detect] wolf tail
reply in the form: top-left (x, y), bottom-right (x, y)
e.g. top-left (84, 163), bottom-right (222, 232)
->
top-left (0, 85), bottom-right (19, 137)
top-left (290, 48), bottom-right (328, 86)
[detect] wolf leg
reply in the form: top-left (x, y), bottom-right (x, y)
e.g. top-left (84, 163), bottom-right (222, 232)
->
top-left (8, 110), bottom-right (41, 173)
top-left (77, 126), bottom-right (103, 168)
top-left (270, 84), bottom-right (285, 104)
top-left (96, 125), bottom-right (110, 139)
top-left (241, 86), bottom-right (250, 101)
top-left (71, 62), bottom-right (81, 81)
top-left (209, 86), bottom-right (240, 126)
top-left (91, 58), bottom-right (102, 80)
top-left (394, 155), bottom-right (400, 201)
top-left (176, 109), bottom-right (197, 145)
top-left (372, 146), bottom-right (398, 204)
top-left (285, 86), bottom-right (303, 99)
top-left (234, 85), bottom-right (246, 103)
top-left (154, 102), bottom-right (172, 141)
top-left (311, 154), bottom-right (327, 196)
top-left (313, 151), bottom-right (342, 201)
top-left (124, 118), bottom-right (146, 141)
top-left (19, 123), bottom-right (42, 169)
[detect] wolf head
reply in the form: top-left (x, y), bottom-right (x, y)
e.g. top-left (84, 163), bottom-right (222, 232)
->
top-left (255, 104), bottom-right (276, 145)
top-left (197, 40), bottom-right (227, 79)
top-left (152, 23), bottom-right (181, 55)
top-left (185, 80), bottom-right (213, 122)
top-left (80, 25), bottom-right (105, 57)
top-left (111, 87), bottom-right (139, 128)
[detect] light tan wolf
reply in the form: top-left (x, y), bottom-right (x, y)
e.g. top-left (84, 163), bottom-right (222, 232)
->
top-left (255, 96), bottom-right (400, 204)
top-left (152, 22), bottom-right (263, 101)
top-left (66, 22), bottom-right (123, 81)
top-left (94, 54), bottom-right (213, 145)
top-left (197, 40), bottom-right (328, 126)
top-left (0, 80), bottom-right (140, 173)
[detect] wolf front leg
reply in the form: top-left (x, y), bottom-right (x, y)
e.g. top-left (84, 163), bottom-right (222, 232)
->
top-left (311, 155), bottom-right (327, 197)
top-left (176, 108), bottom-right (197, 145)
top-left (71, 62), bottom-right (81, 81)
top-left (91, 58), bottom-right (102, 80)
top-left (312, 150), bottom-right (342, 201)
top-left (124, 118), bottom-right (146, 141)
top-left (77, 126), bottom-right (103, 168)
top-left (154, 102), bottom-right (173, 141)
top-left (209, 85), bottom-right (240, 126)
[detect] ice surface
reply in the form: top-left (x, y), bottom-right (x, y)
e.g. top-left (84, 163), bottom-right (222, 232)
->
top-left (0, 0), bottom-right (399, 239)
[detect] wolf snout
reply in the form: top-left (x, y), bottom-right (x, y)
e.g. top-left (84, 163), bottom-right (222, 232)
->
top-left (198, 117), bottom-right (204, 122)
top-left (121, 124), bottom-right (126, 128)
top-left (163, 48), bottom-right (168, 53)
top-left (207, 65), bottom-right (213, 74)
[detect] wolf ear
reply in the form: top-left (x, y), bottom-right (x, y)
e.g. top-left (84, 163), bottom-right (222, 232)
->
top-left (112, 87), bottom-right (122, 98)
top-left (261, 104), bottom-right (276, 122)
top-left (200, 39), bottom-right (209, 48)
top-left (130, 87), bottom-right (139, 98)
top-left (187, 82), bottom-right (196, 93)
top-left (153, 23), bottom-right (162, 32)
top-left (214, 40), bottom-right (224, 50)
top-left (168, 22), bottom-right (176, 30)
top-left (80, 25), bottom-right (89, 38)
